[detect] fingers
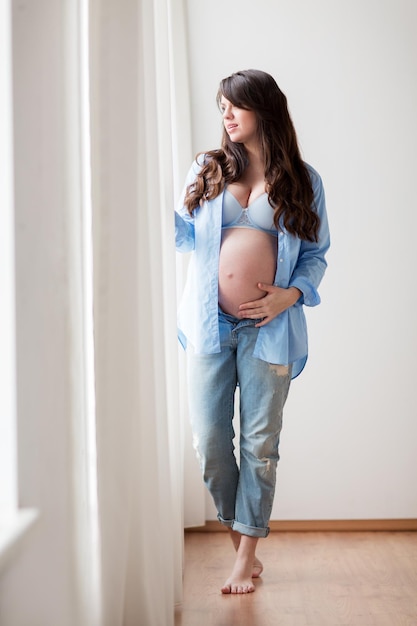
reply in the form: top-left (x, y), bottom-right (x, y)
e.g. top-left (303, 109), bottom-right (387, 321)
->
top-left (237, 306), bottom-right (268, 325)
top-left (239, 300), bottom-right (263, 312)
top-left (239, 307), bottom-right (263, 317)
top-left (255, 318), bottom-right (269, 328)
top-left (238, 285), bottom-right (275, 311)
top-left (257, 282), bottom-right (270, 291)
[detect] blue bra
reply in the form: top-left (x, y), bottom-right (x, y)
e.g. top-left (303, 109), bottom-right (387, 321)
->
top-left (222, 189), bottom-right (278, 236)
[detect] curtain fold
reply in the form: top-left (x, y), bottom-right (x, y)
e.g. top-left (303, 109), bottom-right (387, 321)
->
top-left (0, 0), bottom-right (17, 514)
top-left (89, 0), bottom-right (184, 623)
top-left (168, 0), bottom-right (206, 530)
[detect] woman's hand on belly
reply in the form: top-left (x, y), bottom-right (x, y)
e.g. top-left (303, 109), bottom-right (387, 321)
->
top-left (238, 284), bottom-right (302, 327)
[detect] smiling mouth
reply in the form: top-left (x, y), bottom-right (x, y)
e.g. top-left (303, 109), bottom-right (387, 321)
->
top-left (227, 124), bottom-right (238, 131)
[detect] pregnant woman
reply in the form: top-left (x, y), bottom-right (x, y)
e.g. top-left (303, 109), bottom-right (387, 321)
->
top-left (175, 69), bottom-right (330, 594)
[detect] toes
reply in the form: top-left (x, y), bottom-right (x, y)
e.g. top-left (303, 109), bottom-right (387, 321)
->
top-left (227, 582), bottom-right (255, 594)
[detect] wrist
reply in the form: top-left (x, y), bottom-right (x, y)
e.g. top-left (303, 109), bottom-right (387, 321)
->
top-left (287, 287), bottom-right (302, 305)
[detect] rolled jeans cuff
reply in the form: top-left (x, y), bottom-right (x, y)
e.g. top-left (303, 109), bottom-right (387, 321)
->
top-left (217, 514), bottom-right (270, 538)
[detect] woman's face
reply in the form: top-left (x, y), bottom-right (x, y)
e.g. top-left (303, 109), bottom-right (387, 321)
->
top-left (220, 96), bottom-right (258, 146)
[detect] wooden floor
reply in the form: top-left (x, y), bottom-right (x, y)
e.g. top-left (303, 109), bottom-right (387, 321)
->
top-left (175, 531), bottom-right (417, 626)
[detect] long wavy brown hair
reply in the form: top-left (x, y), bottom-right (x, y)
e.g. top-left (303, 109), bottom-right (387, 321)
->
top-left (184, 69), bottom-right (320, 242)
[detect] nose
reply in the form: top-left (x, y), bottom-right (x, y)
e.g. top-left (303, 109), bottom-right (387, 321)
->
top-left (222, 105), bottom-right (233, 119)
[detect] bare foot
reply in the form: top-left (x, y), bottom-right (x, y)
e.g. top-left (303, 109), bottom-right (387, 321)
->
top-left (221, 535), bottom-right (258, 594)
top-left (227, 528), bottom-right (263, 578)
top-left (221, 559), bottom-right (255, 594)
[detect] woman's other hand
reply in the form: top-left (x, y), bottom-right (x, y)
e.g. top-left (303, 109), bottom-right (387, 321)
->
top-left (238, 284), bottom-right (302, 327)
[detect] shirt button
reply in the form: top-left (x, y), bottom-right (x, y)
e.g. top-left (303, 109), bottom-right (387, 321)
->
top-left (279, 258), bottom-right (284, 262)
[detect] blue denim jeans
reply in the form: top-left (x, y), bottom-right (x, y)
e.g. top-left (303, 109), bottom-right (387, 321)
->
top-left (187, 309), bottom-right (292, 538)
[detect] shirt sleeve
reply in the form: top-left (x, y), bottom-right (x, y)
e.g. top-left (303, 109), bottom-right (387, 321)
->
top-left (174, 158), bottom-right (204, 253)
top-left (288, 166), bottom-right (330, 306)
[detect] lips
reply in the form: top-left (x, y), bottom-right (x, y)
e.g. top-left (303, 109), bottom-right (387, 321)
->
top-left (227, 124), bottom-right (238, 131)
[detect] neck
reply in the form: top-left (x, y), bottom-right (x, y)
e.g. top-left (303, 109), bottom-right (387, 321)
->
top-left (244, 142), bottom-right (264, 176)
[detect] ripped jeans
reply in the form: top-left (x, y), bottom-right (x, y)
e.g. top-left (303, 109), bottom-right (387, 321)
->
top-left (187, 308), bottom-right (292, 538)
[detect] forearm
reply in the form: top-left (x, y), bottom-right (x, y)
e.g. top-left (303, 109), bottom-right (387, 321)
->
top-left (285, 286), bottom-right (302, 307)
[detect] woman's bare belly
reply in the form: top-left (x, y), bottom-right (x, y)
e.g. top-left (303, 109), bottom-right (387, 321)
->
top-left (218, 228), bottom-right (278, 318)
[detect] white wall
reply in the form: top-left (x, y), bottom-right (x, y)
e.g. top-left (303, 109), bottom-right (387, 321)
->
top-left (184, 0), bottom-right (417, 520)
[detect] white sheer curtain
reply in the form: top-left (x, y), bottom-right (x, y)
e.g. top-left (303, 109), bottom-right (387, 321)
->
top-left (0, 0), bottom-right (17, 516)
top-left (89, 0), bottom-right (185, 623)
top-left (168, 2), bottom-right (207, 530)
top-left (1, 0), bottom-right (186, 623)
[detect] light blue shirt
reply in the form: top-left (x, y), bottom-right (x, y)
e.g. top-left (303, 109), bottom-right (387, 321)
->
top-left (175, 158), bottom-right (330, 378)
